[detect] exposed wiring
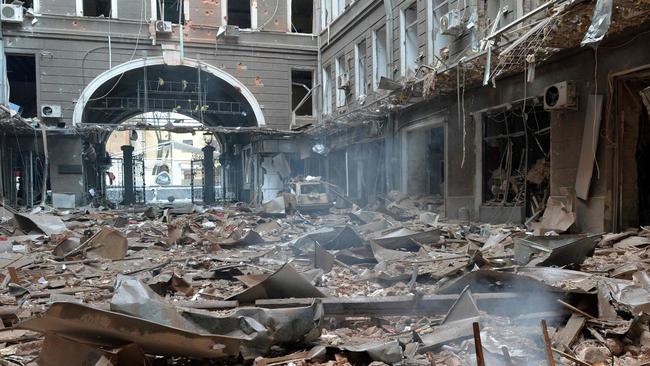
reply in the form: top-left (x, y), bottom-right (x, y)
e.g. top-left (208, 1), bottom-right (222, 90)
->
top-left (85, 0), bottom-right (146, 103)
top-left (257, 0), bottom-right (280, 31)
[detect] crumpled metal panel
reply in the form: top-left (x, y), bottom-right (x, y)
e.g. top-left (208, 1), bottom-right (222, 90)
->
top-left (111, 275), bottom-right (324, 359)
top-left (111, 275), bottom-right (205, 332)
top-left (581, 0), bottom-right (613, 46)
top-left (183, 303), bottom-right (323, 359)
top-left (13, 213), bottom-right (66, 235)
top-left (19, 302), bottom-right (242, 359)
top-left (514, 234), bottom-right (600, 266)
top-left (228, 263), bottom-right (325, 303)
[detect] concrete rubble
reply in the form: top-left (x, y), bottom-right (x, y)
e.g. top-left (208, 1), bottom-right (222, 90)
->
top-left (0, 196), bottom-right (648, 365)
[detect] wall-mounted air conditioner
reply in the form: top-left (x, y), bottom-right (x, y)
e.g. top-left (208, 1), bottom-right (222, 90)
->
top-left (155, 20), bottom-right (173, 34)
top-left (1, 4), bottom-right (23, 23)
top-left (544, 81), bottom-right (577, 111)
top-left (440, 9), bottom-right (462, 36)
top-left (337, 74), bottom-right (350, 90)
top-left (40, 105), bottom-right (62, 118)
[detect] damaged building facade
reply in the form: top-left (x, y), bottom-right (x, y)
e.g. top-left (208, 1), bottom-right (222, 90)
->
top-left (1, 0), bottom-right (650, 230)
top-left (3, 1), bottom-right (650, 365)
top-left (314, 0), bottom-right (650, 233)
top-left (0, 0), bottom-right (317, 207)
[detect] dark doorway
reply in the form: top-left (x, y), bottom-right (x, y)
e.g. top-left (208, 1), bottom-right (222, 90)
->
top-left (83, 0), bottom-right (111, 17)
top-left (616, 77), bottom-right (650, 229)
top-left (291, 69), bottom-right (313, 116)
top-left (291, 0), bottom-right (313, 33)
top-left (228, 0), bottom-right (251, 29)
top-left (404, 125), bottom-right (445, 196)
top-left (6, 54), bottom-right (37, 118)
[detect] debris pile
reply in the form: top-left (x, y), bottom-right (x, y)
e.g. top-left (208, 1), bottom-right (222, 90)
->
top-left (0, 200), bottom-right (649, 365)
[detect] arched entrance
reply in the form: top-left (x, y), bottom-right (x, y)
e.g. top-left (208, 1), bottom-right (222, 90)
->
top-left (76, 57), bottom-right (260, 205)
top-left (104, 112), bottom-right (222, 204)
top-left (73, 57), bottom-right (266, 127)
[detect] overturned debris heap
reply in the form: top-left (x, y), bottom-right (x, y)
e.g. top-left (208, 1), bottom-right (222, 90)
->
top-left (0, 200), bottom-right (649, 365)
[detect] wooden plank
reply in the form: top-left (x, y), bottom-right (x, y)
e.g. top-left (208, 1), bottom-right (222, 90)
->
top-left (7, 267), bottom-right (19, 284)
top-left (553, 313), bottom-right (586, 349)
top-left (575, 94), bottom-right (604, 200)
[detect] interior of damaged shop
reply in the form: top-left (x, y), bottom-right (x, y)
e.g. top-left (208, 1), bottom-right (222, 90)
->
top-left (2, 0), bottom-right (650, 365)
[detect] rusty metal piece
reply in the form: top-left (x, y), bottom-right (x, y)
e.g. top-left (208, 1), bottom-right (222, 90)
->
top-left (472, 322), bottom-right (485, 366)
top-left (19, 302), bottom-right (241, 359)
top-left (541, 319), bottom-right (557, 366)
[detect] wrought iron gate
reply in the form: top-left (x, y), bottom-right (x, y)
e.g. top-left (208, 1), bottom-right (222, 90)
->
top-left (133, 154), bottom-right (146, 204)
top-left (106, 157), bottom-right (124, 204)
top-left (190, 157), bottom-right (203, 203)
top-left (106, 155), bottom-right (146, 204)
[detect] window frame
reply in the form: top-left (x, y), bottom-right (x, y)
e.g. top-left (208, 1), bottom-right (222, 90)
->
top-left (400, 1), bottom-right (418, 77)
top-left (321, 65), bottom-right (332, 116)
top-left (372, 25), bottom-right (389, 90)
top-left (335, 55), bottom-right (346, 107)
top-left (354, 39), bottom-right (367, 98)
top-left (76, 0), bottom-right (118, 18)
top-left (291, 68), bottom-right (315, 117)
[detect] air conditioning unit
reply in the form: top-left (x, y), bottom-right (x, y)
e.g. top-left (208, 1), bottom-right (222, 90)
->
top-left (40, 104), bottom-right (62, 118)
top-left (337, 74), bottom-right (350, 90)
top-left (155, 20), bottom-right (173, 34)
top-left (1, 4), bottom-right (23, 23)
top-left (440, 9), bottom-right (462, 36)
top-left (544, 81), bottom-right (577, 111)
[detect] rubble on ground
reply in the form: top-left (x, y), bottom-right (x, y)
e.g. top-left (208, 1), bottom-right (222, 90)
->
top-left (0, 197), bottom-right (649, 365)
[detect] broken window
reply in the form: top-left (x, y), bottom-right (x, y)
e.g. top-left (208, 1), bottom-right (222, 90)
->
top-left (228, 0), bottom-right (251, 29)
top-left (157, 0), bottom-right (185, 24)
top-left (429, 0), bottom-right (452, 65)
top-left (373, 26), bottom-right (388, 90)
top-left (335, 55), bottom-right (347, 107)
top-left (83, 0), bottom-right (112, 17)
top-left (291, 69), bottom-right (313, 117)
top-left (7, 54), bottom-right (37, 118)
top-left (291, 0), bottom-right (313, 33)
top-left (355, 40), bottom-right (367, 97)
top-left (482, 104), bottom-right (550, 218)
top-left (401, 3), bottom-right (418, 77)
top-left (334, 0), bottom-right (344, 17)
top-left (321, 0), bottom-right (331, 28)
top-left (322, 65), bottom-right (332, 115)
top-left (15, 0), bottom-right (34, 10)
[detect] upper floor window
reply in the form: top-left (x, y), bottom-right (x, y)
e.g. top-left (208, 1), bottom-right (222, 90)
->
top-left (292, 69), bottom-right (313, 116)
top-left (372, 25), bottom-right (388, 90)
top-left (401, 2), bottom-right (418, 77)
top-left (322, 65), bottom-right (332, 115)
top-left (291, 0), bottom-right (313, 33)
top-left (228, 0), bottom-right (251, 29)
top-left (355, 40), bottom-right (367, 97)
top-left (321, 0), bottom-right (345, 29)
top-left (78, 0), bottom-right (117, 18)
top-left (157, 0), bottom-right (185, 24)
top-left (335, 55), bottom-right (347, 107)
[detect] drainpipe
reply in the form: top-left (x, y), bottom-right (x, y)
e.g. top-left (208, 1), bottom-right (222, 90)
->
top-left (179, 1), bottom-right (184, 63)
top-left (383, 0), bottom-right (394, 69)
top-left (316, 1), bottom-right (323, 125)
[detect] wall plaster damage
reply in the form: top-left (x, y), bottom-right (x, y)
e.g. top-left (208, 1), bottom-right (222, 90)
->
top-left (1, 0), bottom-right (650, 364)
